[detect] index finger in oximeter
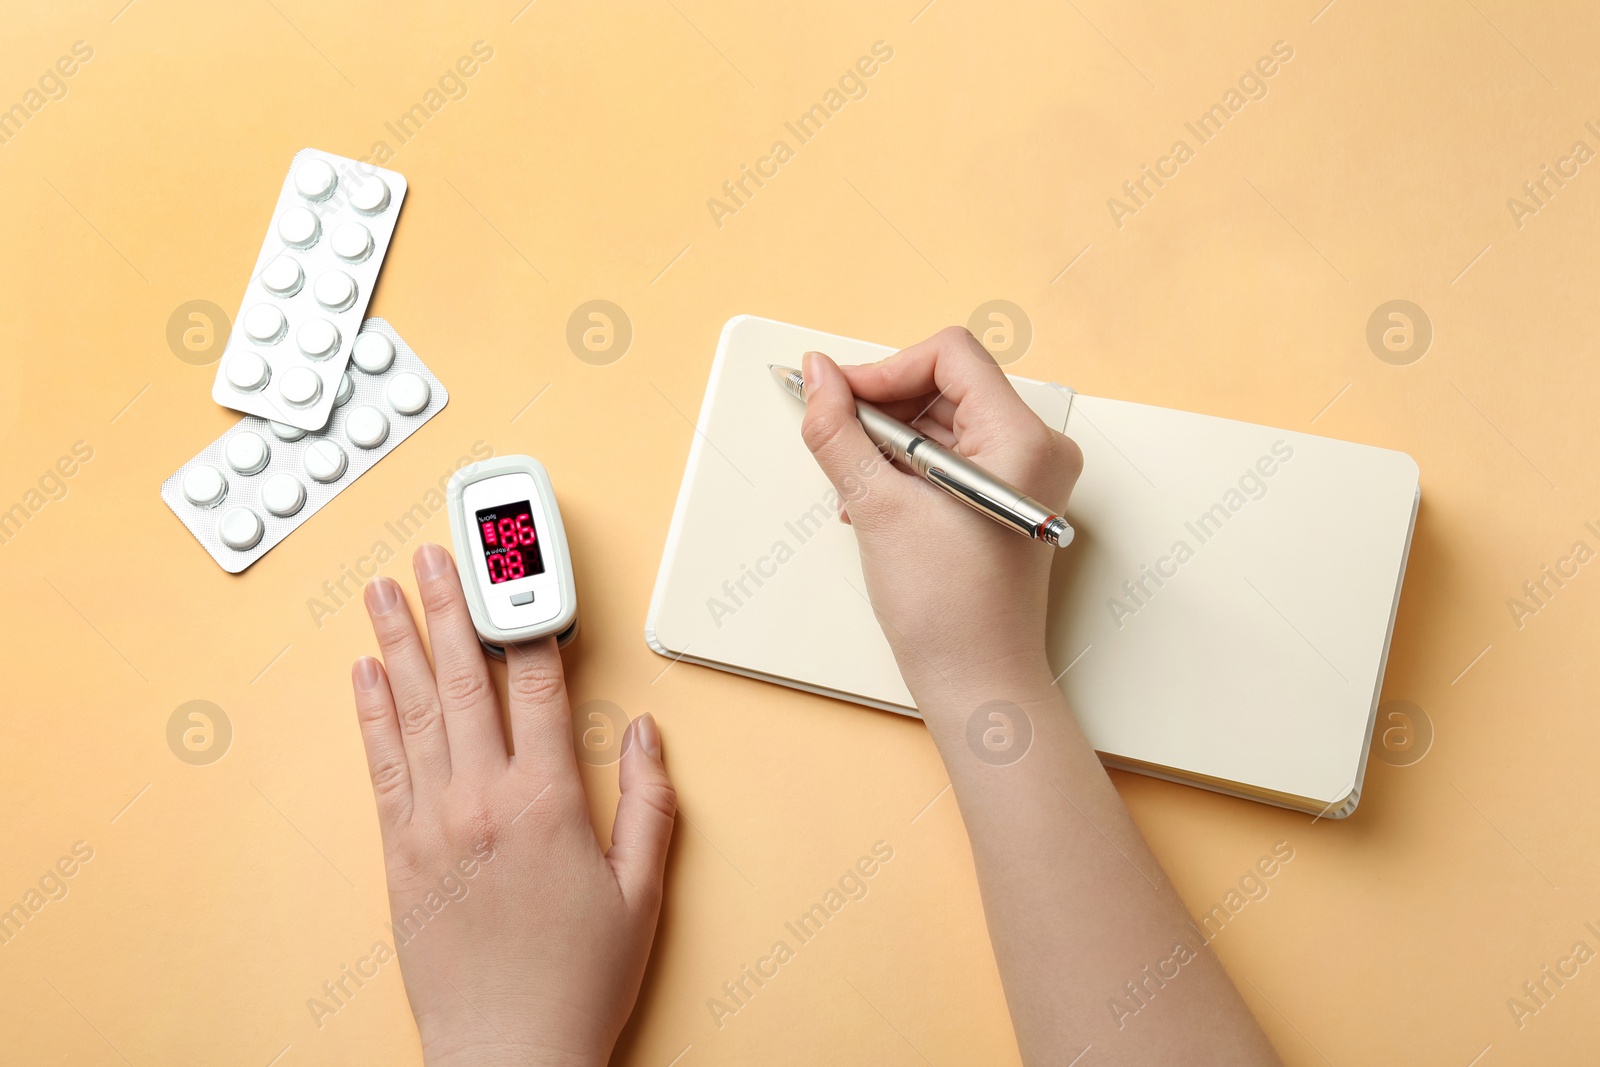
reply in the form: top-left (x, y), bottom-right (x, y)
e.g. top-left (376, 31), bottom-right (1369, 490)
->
top-left (447, 456), bottom-right (578, 649)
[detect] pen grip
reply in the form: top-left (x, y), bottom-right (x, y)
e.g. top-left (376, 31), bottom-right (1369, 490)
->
top-left (853, 400), bottom-right (1058, 538)
top-left (853, 400), bottom-right (923, 463)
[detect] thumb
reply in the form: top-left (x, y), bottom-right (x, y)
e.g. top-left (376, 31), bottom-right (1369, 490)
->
top-left (799, 351), bottom-right (905, 527)
top-left (607, 713), bottom-right (677, 912)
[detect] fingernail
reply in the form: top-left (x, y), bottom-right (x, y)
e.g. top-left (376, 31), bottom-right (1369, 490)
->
top-left (635, 713), bottom-right (662, 759)
top-left (365, 577), bottom-right (399, 614)
top-left (415, 543), bottom-right (450, 581)
top-left (802, 351), bottom-right (821, 382)
top-left (353, 657), bottom-right (382, 690)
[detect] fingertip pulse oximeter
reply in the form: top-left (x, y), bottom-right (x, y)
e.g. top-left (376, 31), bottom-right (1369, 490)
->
top-left (447, 456), bottom-right (578, 655)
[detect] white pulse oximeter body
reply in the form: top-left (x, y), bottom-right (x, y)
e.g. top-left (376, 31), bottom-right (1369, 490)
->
top-left (447, 456), bottom-right (578, 654)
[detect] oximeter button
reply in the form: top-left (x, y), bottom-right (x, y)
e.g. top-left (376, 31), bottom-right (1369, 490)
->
top-left (218, 506), bottom-right (264, 551)
top-left (303, 439), bottom-right (348, 483)
top-left (386, 372), bottom-right (430, 415)
top-left (510, 590), bottom-right (535, 606)
top-left (225, 431), bottom-right (270, 475)
top-left (182, 464), bottom-right (228, 508)
top-left (345, 405), bottom-right (389, 449)
top-left (262, 473), bottom-right (307, 517)
top-left (351, 332), bottom-right (394, 374)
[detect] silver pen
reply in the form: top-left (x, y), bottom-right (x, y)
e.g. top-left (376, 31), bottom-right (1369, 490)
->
top-left (770, 364), bottom-right (1075, 548)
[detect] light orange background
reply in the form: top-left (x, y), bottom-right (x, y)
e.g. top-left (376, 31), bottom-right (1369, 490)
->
top-left (2, 1), bottom-right (1595, 1063)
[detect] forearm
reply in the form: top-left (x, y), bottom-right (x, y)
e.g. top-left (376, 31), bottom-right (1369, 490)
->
top-left (913, 667), bottom-right (1280, 1065)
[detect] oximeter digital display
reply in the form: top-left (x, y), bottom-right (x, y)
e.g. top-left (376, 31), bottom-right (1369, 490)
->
top-left (447, 456), bottom-right (578, 652)
top-left (473, 500), bottom-right (546, 583)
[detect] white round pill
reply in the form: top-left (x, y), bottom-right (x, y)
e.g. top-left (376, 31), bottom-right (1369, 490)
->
top-left (279, 365), bottom-right (322, 408)
top-left (224, 431), bottom-right (270, 475)
top-left (278, 206), bottom-right (320, 249)
top-left (243, 304), bottom-right (286, 344)
top-left (345, 405), bottom-right (390, 449)
top-left (314, 270), bottom-right (357, 311)
top-left (331, 222), bottom-right (373, 263)
top-left (386, 372), bottom-right (430, 416)
top-left (261, 473), bottom-right (307, 517)
top-left (351, 332), bottom-right (395, 374)
top-left (349, 174), bottom-right (390, 214)
top-left (269, 420), bottom-right (307, 442)
top-left (303, 439), bottom-right (348, 483)
top-left (218, 506), bottom-right (264, 551)
top-left (225, 351), bottom-right (270, 393)
top-left (334, 370), bottom-right (354, 406)
top-left (294, 158), bottom-right (338, 201)
top-left (181, 464), bottom-right (228, 508)
top-left (261, 255), bottom-right (304, 297)
top-left (297, 319), bottom-right (341, 360)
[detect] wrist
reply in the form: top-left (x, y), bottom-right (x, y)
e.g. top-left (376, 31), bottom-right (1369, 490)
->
top-left (425, 1041), bottom-right (606, 1067)
top-left (420, 1015), bottom-right (609, 1067)
top-left (904, 648), bottom-right (1060, 724)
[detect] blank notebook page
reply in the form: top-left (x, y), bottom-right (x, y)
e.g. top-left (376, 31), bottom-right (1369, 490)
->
top-left (647, 315), bottom-right (1419, 815)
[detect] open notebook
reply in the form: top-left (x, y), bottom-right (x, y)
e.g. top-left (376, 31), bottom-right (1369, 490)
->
top-left (646, 316), bottom-right (1420, 816)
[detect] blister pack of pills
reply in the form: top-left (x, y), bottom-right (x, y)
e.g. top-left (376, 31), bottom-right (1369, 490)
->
top-left (168, 319), bottom-right (446, 573)
top-left (211, 148), bottom-right (407, 431)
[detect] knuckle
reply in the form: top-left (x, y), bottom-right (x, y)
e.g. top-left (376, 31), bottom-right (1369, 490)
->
top-left (445, 797), bottom-right (502, 851)
top-left (1021, 419), bottom-right (1056, 453)
top-left (385, 841), bottom-right (426, 884)
top-left (418, 576), bottom-right (462, 615)
top-left (384, 822), bottom-right (443, 876)
top-left (509, 662), bottom-right (566, 709)
top-left (356, 694), bottom-right (393, 726)
top-left (1055, 432), bottom-right (1085, 477)
top-left (369, 756), bottom-right (410, 798)
top-left (397, 693), bottom-right (444, 737)
top-left (372, 610), bottom-right (417, 651)
top-left (437, 668), bottom-right (491, 708)
top-left (638, 779), bottom-right (678, 822)
top-left (942, 324), bottom-right (998, 366)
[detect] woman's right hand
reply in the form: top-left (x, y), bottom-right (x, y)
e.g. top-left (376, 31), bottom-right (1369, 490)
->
top-left (802, 331), bottom-right (1282, 1066)
top-left (798, 326), bottom-right (1083, 714)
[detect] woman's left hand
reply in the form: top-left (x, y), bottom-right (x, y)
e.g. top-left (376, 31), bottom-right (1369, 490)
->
top-left (351, 542), bottom-right (677, 1067)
